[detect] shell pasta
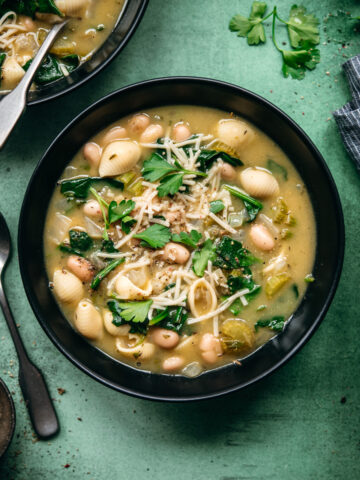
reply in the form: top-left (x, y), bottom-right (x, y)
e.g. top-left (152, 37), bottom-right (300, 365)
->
top-left (44, 105), bottom-right (316, 376)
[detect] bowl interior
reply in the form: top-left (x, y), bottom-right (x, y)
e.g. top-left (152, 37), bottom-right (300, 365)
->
top-left (0, 0), bottom-right (148, 105)
top-left (18, 78), bottom-right (344, 401)
top-left (0, 378), bottom-right (15, 458)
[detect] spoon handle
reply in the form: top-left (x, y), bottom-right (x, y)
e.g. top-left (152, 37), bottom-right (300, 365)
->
top-left (0, 20), bottom-right (68, 149)
top-left (0, 283), bottom-right (59, 439)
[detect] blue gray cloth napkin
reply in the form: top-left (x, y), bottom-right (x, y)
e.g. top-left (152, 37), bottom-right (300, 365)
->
top-left (333, 54), bottom-right (360, 171)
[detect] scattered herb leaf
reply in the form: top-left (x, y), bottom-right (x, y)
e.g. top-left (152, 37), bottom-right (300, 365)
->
top-left (133, 224), bottom-right (171, 248)
top-left (210, 200), bottom-right (225, 214)
top-left (171, 230), bottom-right (202, 248)
top-left (192, 239), bottom-right (216, 277)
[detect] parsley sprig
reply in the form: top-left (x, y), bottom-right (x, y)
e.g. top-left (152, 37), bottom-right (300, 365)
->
top-left (229, 3), bottom-right (320, 80)
top-left (133, 224), bottom-right (171, 248)
top-left (142, 153), bottom-right (207, 197)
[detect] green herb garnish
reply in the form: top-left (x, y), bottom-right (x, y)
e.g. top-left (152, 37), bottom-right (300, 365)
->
top-left (266, 159), bottom-right (288, 181)
top-left (141, 152), bottom-right (206, 197)
top-left (197, 150), bottom-right (243, 172)
top-left (133, 224), bottom-right (171, 248)
top-left (60, 177), bottom-right (123, 199)
top-left (213, 236), bottom-right (260, 269)
top-left (0, 0), bottom-right (62, 17)
top-left (209, 200), bottom-right (225, 214)
top-left (229, 3), bottom-right (320, 80)
top-left (304, 274), bottom-right (315, 283)
top-left (171, 230), bottom-right (202, 249)
top-left (223, 184), bottom-right (263, 222)
top-left (255, 315), bottom-right (285, 332)
top-left (149, 306), bottom-right (188, 333)
top-left (91, 258), bottom-right (124, 290)
top-left (192, 239), bottom-right (216, 277)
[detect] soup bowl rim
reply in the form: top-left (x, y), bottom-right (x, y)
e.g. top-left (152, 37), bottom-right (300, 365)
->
top-left (0, 377), bottom-right (16, 458)
top-left (18, 76), bottom-right (345, 401)
top-left (0, 0), bottom-right (149, 106)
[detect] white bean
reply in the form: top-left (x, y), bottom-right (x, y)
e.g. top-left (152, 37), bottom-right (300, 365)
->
top-left (67, 255), bottom-right (94, 283)
top-left (140, 124), bottom-right (164, 143)
top-left (152, 328), bottom-right (179, 349)
top-left (161, 242), bottom-right (190, 264)
top-left (249, 224), bottom-right (275, 251)
top-left (172, 123), bottom-right (191, 143)
top-left (83, 142), bottom-right (101, 168)
top-left (83, 200), bottom-right (102, 218)
top-left (199, 333), bottom-right (222, 364)
top-left (220, 163), bottom-right (237, 181)
top-left (128, 114), bottom-right (150, 134)
top-left (163, 356), bottom-right (184, 372)
top-left (102, 126), bottom-right (127, 144)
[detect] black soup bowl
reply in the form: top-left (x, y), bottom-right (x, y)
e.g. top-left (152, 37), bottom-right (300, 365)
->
top-left (18, 78), bottom-right (345, 401)
top-left (0, 0), bottom-right (148, 105)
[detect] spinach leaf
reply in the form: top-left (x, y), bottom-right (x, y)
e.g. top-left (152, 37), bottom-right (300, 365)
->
top-left (60, 177), bottom-right (124, 199)
top-left (69, 230), bottom-right (93, 251)
top-left (101, 239), bottom-right (118, 253)
top-left (0, 53), bottom-right (6, 86)
top-left (58, 244), bottom-right (83, 257)
top-left (227, 274), bottom-right (261, 299)
top-left (121, 216), bottom-right (137, 234)
top-left (91, 258), bottom-right (124, 290)
top-left (292, 283), bottom-right (299, 299)
top-left (266, 159), bottom-right (288, 181)
top-left (255, 315), bottom-right (285, 332)
top-left (198, 150), bottom-right (243, 172)
top-left (23, 54), bottom-right (79, 85)
top-left (213, 236), bottom-right (260, 269)
top-left (223, 185), bottom-right (263, 222)
top-left (149, 306), bottom-right (188, 333)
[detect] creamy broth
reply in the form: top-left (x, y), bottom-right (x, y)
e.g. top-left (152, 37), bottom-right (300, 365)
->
top-left (0, 0), bottom-right (125, 90)
top-left (44, 105), bottom-right (316, 376)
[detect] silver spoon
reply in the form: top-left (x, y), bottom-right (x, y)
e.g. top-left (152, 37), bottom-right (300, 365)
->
top-left (0, 20), bottom-right (68, 149)
top-left (0, 212), bottom-right (59, 439)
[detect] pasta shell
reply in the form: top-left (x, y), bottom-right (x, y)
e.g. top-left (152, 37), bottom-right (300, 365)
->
top-left (103, 310), bottom-right (130, 337)
top-left (240, 168), bottom-right (279, 198)
top-left (115, 338), bottom-right (155, 360)
top-left (115, 275), bottom-right (152, 300)
top-left (1, 57), bottom-right (25, 90)
top-left (188, 278), bottom-right (217, 318)
top-left (74, 300), bottom-right (103, 340)
top-left (55, 0), bottom-right (88, 15)
top-left (53, 269), bottom-right (84, 304)
top-left (216, 119), bottom-right (254, 151)
top-left (99, 141), bottom-right (141, 177)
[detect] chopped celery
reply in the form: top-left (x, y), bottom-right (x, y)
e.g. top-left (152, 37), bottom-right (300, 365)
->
top-left (265, 272), bottom-right (290, 297)
top-left (220, 319), bottom-right (255, 352)
top-left (280, 228), bottom-right (293, 239)
top-left (118, 171), bottom-right (137, 186)
top-left (127, 179), bottom-right (144, 196)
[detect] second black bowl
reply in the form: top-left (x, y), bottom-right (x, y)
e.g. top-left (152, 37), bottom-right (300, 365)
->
top-left (18, 78), bottom-right (344, 401)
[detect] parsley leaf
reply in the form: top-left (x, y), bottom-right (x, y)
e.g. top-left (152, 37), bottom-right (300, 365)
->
top-left (213, 236), bottom-right (260, 269)
top-left (133, 224), bottom-right (171, 248)
top-left (192, 239), bottom-right (216, 277)
top-left (141, 152), bottom-right (206, 197)
top-left (287, 5), bottom-right (320, 48)
top-left (229, 2), bottom-right (268, 45)
top-left (255, 315), bottom-right (285, 332)
top-left (121, 215), bottom-right (137, 234)
top-left (109, 299), bottom-right (153, 324)
top-left (91, 258), bottom-right (124, 290)
top-left (157, 173), bottom-right (184, 197)
top-left (142, 153), bottom-right (178, 181)
top-left (223, 184), bottom-right (263, 222)
top-left (108, 199), bottom-right (135, 224)
top-left (171, 230), bottom-right (202, 249)
top-left (281, 46), bottom-right (320, 80)
top-left (210, 200), bottom-right (225, 214)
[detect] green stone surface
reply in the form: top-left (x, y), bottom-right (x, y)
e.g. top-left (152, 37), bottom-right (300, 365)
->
top-left (0, 1), bottom-right (359, 478)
